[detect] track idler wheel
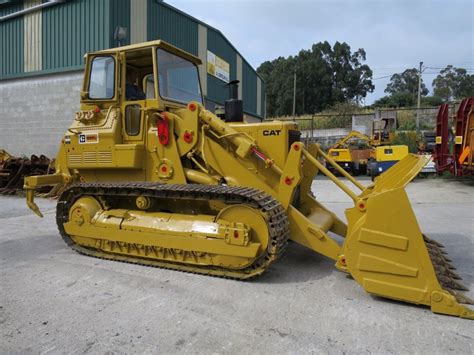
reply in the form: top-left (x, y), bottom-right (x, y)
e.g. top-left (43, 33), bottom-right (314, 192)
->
top-left (216, 204), bottom-right (270, 259)
top-left (69, 196), bottom-right (102, 228)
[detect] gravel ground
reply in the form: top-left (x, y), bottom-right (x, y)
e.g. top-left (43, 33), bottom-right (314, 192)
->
top-left (0, 178), bottom-right (473, 354)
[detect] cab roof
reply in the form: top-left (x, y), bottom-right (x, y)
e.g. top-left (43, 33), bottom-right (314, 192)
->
top-left (87, 40), bottom-right (202, 65)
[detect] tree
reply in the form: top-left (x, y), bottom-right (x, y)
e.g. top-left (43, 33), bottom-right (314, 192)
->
top-left (374, 94), bottom-right (443, 108)
top-left (384, 68), bottom-right (428, 99)
top-left (374, 68), bottom-right (430, 108)
top-left (374, 92), bottom-right (416, 108)
top-left (257, 41), bottom-right (374, 117)
top-left (421, 95), bottom-right (443, 107)
top-left (432, 65), bottom-right (474, 101)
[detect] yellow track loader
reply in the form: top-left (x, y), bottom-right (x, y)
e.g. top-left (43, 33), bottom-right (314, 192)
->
top-left (24, 40), bottom-right (472, 319)
top-left (327, 130), bottom-right (374, 175)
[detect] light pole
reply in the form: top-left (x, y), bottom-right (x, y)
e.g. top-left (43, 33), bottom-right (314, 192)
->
top-left (292, 70), bottom-right (296, 121)
top-left (416, 61), bottom-right (423, 132)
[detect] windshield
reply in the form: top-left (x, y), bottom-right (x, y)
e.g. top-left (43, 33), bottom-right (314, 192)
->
top-left (157, 48), bottom-right (202, 104)
top-left (88, 56), bottom-right (115, 99)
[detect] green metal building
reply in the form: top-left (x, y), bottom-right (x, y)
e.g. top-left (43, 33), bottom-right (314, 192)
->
top-left (0, 0), bottom-right (265, 118)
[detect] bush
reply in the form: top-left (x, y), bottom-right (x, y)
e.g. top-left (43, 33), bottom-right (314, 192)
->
top-left (391, 131), bottom-right (419, 153)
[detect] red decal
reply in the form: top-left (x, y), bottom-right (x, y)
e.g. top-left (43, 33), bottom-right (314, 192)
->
top-left (157, 114), bottom-right (169, 145)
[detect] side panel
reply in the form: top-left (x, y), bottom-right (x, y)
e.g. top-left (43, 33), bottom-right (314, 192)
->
top-left (109, 0), bottom-right (131, 47)
top-left (242, 60), bottom-right (257, 116)
top-left (0, 2), bottom-right (24, 78)
top-left (147, 0), bottom-right (199, 56)
top-left (24, 0), bottom-right (42, 73)
top-left (375, 146), bottom-right (408, 161)
top-left (434, 103), bottom-right (450, 171)
top-left (42, 0), bottom-right (110, 71)
top-left (206, 28), bottom-right (237, 105)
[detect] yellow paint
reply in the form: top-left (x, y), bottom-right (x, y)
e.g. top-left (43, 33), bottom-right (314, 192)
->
top-left (374, 145), bottom-right (409, 162)
top-left (328, 148), bottom-right (352, 162)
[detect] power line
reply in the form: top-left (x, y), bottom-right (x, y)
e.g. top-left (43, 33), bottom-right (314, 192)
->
top-left (372, 74), bottom-right (393, 80)
top-left (371, 66), bottom-right (411, 70)
top-left (372, 67), bottom-right (474, 80)
top-left (425, 62), bottom-right (473, 67)
top-left (372, 64), bottom-right (473, 74)
top-left (425, 66), bottom-right (474, 71)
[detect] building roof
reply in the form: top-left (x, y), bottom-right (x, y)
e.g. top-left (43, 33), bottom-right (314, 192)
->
top-left (94, 39), bottom-right (202, 65)
top-left (157, 1), bottom-right (263, 83)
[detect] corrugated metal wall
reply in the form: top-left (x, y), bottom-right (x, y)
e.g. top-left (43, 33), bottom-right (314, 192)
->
top-left (242, 60), bottom-right (257, 115)
top-left (109, 0), bottom-right (130, 47)
top-left (42, 0), bottom-right (110, 71)
top-left (0, 0), bottom-right (264, 118)
top-left (0, 1), bottom-right (24, 78)
top-left (147, 0), bottom-right (198, 56)
top-left (24, 0), bottom-right (42, 72)
top-left (206, 28), bottom-right (237, 106)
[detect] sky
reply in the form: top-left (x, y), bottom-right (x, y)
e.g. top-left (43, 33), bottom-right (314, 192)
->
top-left (166, 0), bottom-right (473, 104)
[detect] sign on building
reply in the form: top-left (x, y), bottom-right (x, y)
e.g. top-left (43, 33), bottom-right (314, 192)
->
top-left (207, 50), bottom-right (230, 83)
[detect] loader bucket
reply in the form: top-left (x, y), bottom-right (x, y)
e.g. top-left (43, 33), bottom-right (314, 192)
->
top-left (337, 155), bottom-right (473, 319)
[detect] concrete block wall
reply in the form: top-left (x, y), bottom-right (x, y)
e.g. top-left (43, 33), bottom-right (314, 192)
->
top-left (0, 71), bottom-right (83, 157)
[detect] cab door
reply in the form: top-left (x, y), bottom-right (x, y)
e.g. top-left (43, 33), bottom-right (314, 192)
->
top-left (122, 101), bottom-right (145, 143)
top-left (120, 49), bottom-right (153, 144)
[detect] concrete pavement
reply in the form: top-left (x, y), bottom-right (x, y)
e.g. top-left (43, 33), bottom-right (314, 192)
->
top-left (1, 178), bottom-right (473, 354)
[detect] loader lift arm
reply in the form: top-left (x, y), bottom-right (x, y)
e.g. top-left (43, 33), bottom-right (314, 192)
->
top-left (188, 103), bottom-right (473, 319)
top-left (330, 130), bottom-right (377, 150)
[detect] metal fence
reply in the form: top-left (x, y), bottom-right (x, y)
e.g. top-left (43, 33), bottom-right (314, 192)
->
top-left (267, 106), bottom-right (447, 149)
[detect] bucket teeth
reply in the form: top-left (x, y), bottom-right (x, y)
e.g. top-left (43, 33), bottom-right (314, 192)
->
top-left (423, 234), bottom-right (445, 248)
top-left (446, 263), bottom-right (457, 270)
top-left (449, 271), bottom-right (462, 280)
top-left (428, 252), bottom-right (452, 266)
top-left (424, 234), bottom-right (472, 309)
top-left (434, 265), bottom-right (462, 280)
top-left (438, 275), bottom-right (469, 291)
top-left (433, 256), bottom-right (452, 264)
top-left (452, 281), bottom-right (469, 292)
top-left (449, 290), bottom-right (474, 305)
top-left (426, 244), bottom-right (452, 262)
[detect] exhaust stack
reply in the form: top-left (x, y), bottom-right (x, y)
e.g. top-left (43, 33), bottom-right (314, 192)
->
top-left (225, 80), bottom-right (243, 122)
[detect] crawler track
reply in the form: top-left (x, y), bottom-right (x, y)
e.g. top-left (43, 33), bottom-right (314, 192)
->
top-left (56, 182), bottom-right (290, 279)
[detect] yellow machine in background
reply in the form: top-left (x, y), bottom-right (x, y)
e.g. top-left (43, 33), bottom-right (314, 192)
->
top-left (24, 40), bottom-right (472, 319)
top-left (327, 129), bottom-right (410, 178)
top-left (327, 148), bottom-right (354, 172)
top-left (327, 131), bottom-right (374, 175)
top-left (368, 145), bottom-right (409, 179)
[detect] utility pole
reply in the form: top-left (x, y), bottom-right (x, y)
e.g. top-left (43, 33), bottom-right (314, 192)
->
top-left (292, 70), bottom-right (296, 121)
top-left (416, 61), bottom-right (423, 132)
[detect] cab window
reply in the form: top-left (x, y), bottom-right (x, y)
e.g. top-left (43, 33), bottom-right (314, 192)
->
top-left (144, 75), bottom-right (155, 99)
top-left (157, 48), bottom-right (202, 104)
top-left (331, 151), bottom-right (339, 156)
top-left (88, 56), bottom-right (115, 99)
top-left (125, 105), bottom-right (141, 136)
top-left (384, 149), bottom-right (393, 155)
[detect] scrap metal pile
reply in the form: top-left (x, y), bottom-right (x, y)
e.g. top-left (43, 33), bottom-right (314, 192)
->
top-left (0, 150), bottom-right (54, 194)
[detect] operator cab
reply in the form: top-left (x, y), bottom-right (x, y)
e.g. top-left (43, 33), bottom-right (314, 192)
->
top-left (81, 40), bottom-right (203, 109)
top-left (80, 40), bottom-right (203, 143)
